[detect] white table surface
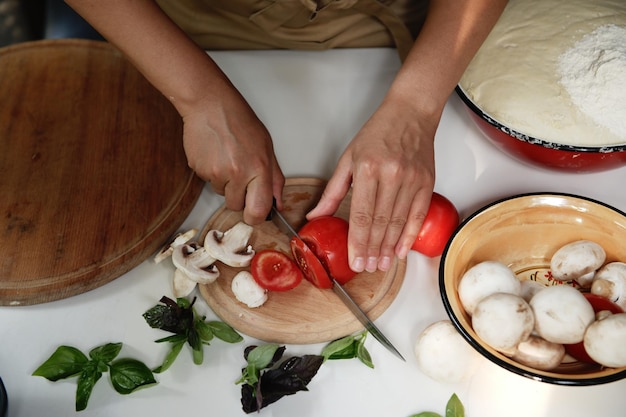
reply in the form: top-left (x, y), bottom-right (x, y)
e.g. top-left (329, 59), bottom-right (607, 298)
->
top-left (2, 47), bottom-right (626, 417)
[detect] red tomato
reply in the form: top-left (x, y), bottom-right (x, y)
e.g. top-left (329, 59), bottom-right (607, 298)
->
top-left (290, 237), bottom-right (332, 289)
top-left (564, 293), bottom-right (624, 364)
top-left (297, 216), bottom-right (356, 285)
top-left (250, 249), bottom-right (303, 292)
top-left (411, 192), bottom-right (460, 257)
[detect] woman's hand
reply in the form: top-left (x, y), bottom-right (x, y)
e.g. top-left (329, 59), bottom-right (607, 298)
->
top-left (181, 91), bottom-right (285, 226)
top-left (307, 93), bottom-right (437, 273)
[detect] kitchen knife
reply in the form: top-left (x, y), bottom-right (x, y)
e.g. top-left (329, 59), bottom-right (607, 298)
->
top-left (268, 203), bottom-right (406, 361)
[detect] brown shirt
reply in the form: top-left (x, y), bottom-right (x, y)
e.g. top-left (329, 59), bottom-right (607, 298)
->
top-left (155, 0), bottom-right (428, 60)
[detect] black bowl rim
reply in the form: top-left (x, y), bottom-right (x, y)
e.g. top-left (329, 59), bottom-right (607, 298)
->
top-left (439, 191), bottom-right (626, 386)
top-left (455, 86), bottom-right (626, 153)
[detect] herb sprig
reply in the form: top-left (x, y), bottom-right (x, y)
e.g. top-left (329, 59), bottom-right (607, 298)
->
top-left (32, 343), bottom-right (156, 411)
top-left (320, 331), bottom-right (373, 368)
top-left (410, 393), bottom-right (465, 417)
top-left (143, 296), bottom-right (243, 372)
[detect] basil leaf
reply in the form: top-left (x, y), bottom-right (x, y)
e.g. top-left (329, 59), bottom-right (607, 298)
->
top-left (409, 413), bottom-right (442, 417)
top-left (153, 339), bottom-right (186, 374)
top-left (321, 335), bottom-right (355, 360)
top-left (89, 342), bottom-right (122, 363)
top-left (32, 346), bottom-right (88, 381)
top-left (247, 344), bottom-right (282, 370)
top-left (194, 319), bottom-right (214, 342)
top-left (110, 358), bottom-right (157, 395)
top-left (154, 334), bottom-right (187, 344)
top-left (445, 394), bottom-right (465, 417)
top-left (207, 321), bottom-right (243, 343)
top-left (356, 337), bottom-right (374, 369)
top-left (192, 345), bottom-right (204, 365)
top-left (75, 363), bottom-right (102, 411)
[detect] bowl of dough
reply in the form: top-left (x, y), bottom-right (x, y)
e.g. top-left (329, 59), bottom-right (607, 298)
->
top-left (439, 192), bottom-right (626, 386)
top-left (457, 0), bottom-right (626, 172)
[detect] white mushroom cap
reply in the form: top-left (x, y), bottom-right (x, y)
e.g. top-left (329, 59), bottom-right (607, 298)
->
top-left (204, 222), bottom-right (255, 267)
top-left (231, 271), bottom-right (268, 308)
top-left (171, 243), bottom-right (220, 285)
top-left (154, 229), bottom-right (198, 263)
top-left (591, 262), bottom-right (626, 310)
top-left (472, 292), bottom-right (534, 355)
top-left (584, 312), bottom-right (626, 368)
top-left (550, 240), bottom-right (605, 282)
top-left (511, 335), bottom-right (565, 371)
top-left (530, 285), bottom-right (595, 344)
top-left (414, 320), bottom-right (480, 383)
top-left (458, 261), bottom-right (521, 316)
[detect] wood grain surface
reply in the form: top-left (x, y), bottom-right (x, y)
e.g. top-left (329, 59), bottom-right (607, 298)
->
top-left (0, 40), bottom-right (204, 306)
top-left (198, 178), bottom-right (406, 344)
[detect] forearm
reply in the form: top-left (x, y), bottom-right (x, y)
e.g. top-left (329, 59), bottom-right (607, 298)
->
top-left (389, 0), bottom-right (508, 119)
top-left (65, 0), bottom-right (232, 116)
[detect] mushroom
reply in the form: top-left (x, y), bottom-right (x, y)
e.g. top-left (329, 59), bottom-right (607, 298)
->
top-left (171, 242), bottom-right (220, 284)
top-left (583, 312), bottom-right (626, 368)
top-left (458, 261), bottom-right (521, 316)
top-left (550, 240), bottom-right (605, 283)
top-left (172, 268), bottom-right (197, 298)
top-left (520, 279), bottom-right (546, 302)
top-left (414, 320), bottom-right (480, 383)
top-left (204, 222), bottom-right (255, 267)
top-left (471, 292), bottom-right (534, 355)
top-left (511, 335), bottom-right (565, 371)
top-left (231, 271), bottom-right (268, 308)
top-left (154, 228), bottom-right (198, 263)
top-left (529, 284), bottom-right (595, 344)
top-left (590, 262), bottom-right (626, 310)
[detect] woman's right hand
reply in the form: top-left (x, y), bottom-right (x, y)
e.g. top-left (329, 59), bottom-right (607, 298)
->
top-left (180, 90), bottom-right (285, 226)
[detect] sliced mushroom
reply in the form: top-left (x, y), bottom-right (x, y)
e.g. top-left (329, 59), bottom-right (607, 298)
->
top-left (172, 268), bottom-right (197, 298)
top-left (204, 222), bottom-right (255, 267)
top-left (171, 242), bottom-right (220, 284)
top-left (154, 228), bottom-right (198, 263)
top-left (231, 271), bottom-right (268, 308)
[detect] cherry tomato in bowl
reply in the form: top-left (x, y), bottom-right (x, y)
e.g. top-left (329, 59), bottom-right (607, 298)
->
top-left (411, 192), bottom-right (460, 257)
top-left (564, 292), bottom-right (624, 364)
top-left (250, 249), bottom-right (303, 292)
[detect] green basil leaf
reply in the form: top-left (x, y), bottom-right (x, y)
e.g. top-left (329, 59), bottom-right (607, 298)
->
top-left (109, 358), bottom-right (157, 395)
top-left (356, 338), bottom-right (374, 369)
top-left (409, 413), bottom-right (442, 417)
top-left (246, 344), bottom-right (281, 370)
top-left (89, 342), bottom-right (122, 363)
top-left (207, 321), bottom-right (243, 343)
top-left (192, 345), bottom-right (204, 365)
top-left (445, 394), bottom-right (465, 417)
top-left (154, 334), bottom-right (187, 344)
top-left (32, 346), bottom-right (88, 381)
top-left (75, 363), bottom-right (102, 411)
top-left (176, 297), bottom-right (192, 309)
top-left (194, 319), bottom-right (214, 342)
top-left (321, 335), bottom-right (355, 360)
top-left (153, 340), bottom-right (186, 374)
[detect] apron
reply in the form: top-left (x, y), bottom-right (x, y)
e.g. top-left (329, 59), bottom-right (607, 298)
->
top-left (155, 0), bottom-right (428, 61)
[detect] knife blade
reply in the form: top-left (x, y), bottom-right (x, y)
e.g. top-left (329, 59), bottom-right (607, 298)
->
top-left (268, 202), bottom-right (405, 361)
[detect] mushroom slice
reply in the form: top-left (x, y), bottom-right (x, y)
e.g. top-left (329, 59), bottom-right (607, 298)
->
top-left (204, 222), bottom-right (255, 267)
top-left (173, 269), bottom-right (197, 298)
top-left (231, 271), bottom-right (268, 308)
top-left (172, 242), bottom-right (220, 285)
top-left (154, 228), bottom-right (198, 263)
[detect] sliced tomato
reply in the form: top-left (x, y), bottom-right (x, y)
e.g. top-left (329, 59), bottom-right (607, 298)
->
top-left (564, 292), bottom-right (624, 364)
top-left (298, 216), bottom-right (356, 285)
top-left (411, 192), bottom-right (460, 258)
top-left (250, 249), bottom-right (303, 292)
top-left (290, 237), bottom-right (332, 289)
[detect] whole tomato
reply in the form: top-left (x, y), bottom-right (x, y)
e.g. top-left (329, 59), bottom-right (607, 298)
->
top-left (411, 192), bottom-right (460, 257)
top-left (291, 216), bottom-right (356, 287)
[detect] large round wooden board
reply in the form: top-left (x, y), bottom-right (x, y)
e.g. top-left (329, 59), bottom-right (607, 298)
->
top-left (0, 40), bottom-right (204, 306)
top-left (198, 178), bottom-right (406, 344)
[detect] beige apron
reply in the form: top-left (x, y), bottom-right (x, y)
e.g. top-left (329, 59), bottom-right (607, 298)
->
top-left (155, 0), bottom-right (427, 61)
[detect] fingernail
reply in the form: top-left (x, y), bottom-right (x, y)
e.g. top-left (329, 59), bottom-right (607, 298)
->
top-left (351, 257), bottom-right (365, 272)
top-left (379, 256), bottom-right (391, 271)
top-left (365, 256), bottom-right (378, 273)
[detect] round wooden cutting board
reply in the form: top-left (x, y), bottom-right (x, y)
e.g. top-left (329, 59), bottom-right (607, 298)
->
top-left (198, 178), bottom-right (406, 344)
top-left (0, 40), bottom-right (204, 306)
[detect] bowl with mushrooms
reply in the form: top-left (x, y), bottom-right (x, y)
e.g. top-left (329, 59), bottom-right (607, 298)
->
top-left (440, 192), bottom-right (626, 385)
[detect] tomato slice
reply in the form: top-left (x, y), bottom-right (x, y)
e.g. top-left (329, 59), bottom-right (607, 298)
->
top-left (250, 249), bottom-right (303, 292)
top-left (298, 216), bottom-right (356, 285)
top-left (564, 292), bottom-right (624, 364)
top-left (411, 192), bottom-right (460, 258)
top-left (290, 237), bottom-right (332, 289)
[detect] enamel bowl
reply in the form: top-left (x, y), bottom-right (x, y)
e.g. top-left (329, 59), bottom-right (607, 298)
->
top-left (456, 87), bottom-right (626, 172)
top-left (440, 192), bottom-right (626, 385)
